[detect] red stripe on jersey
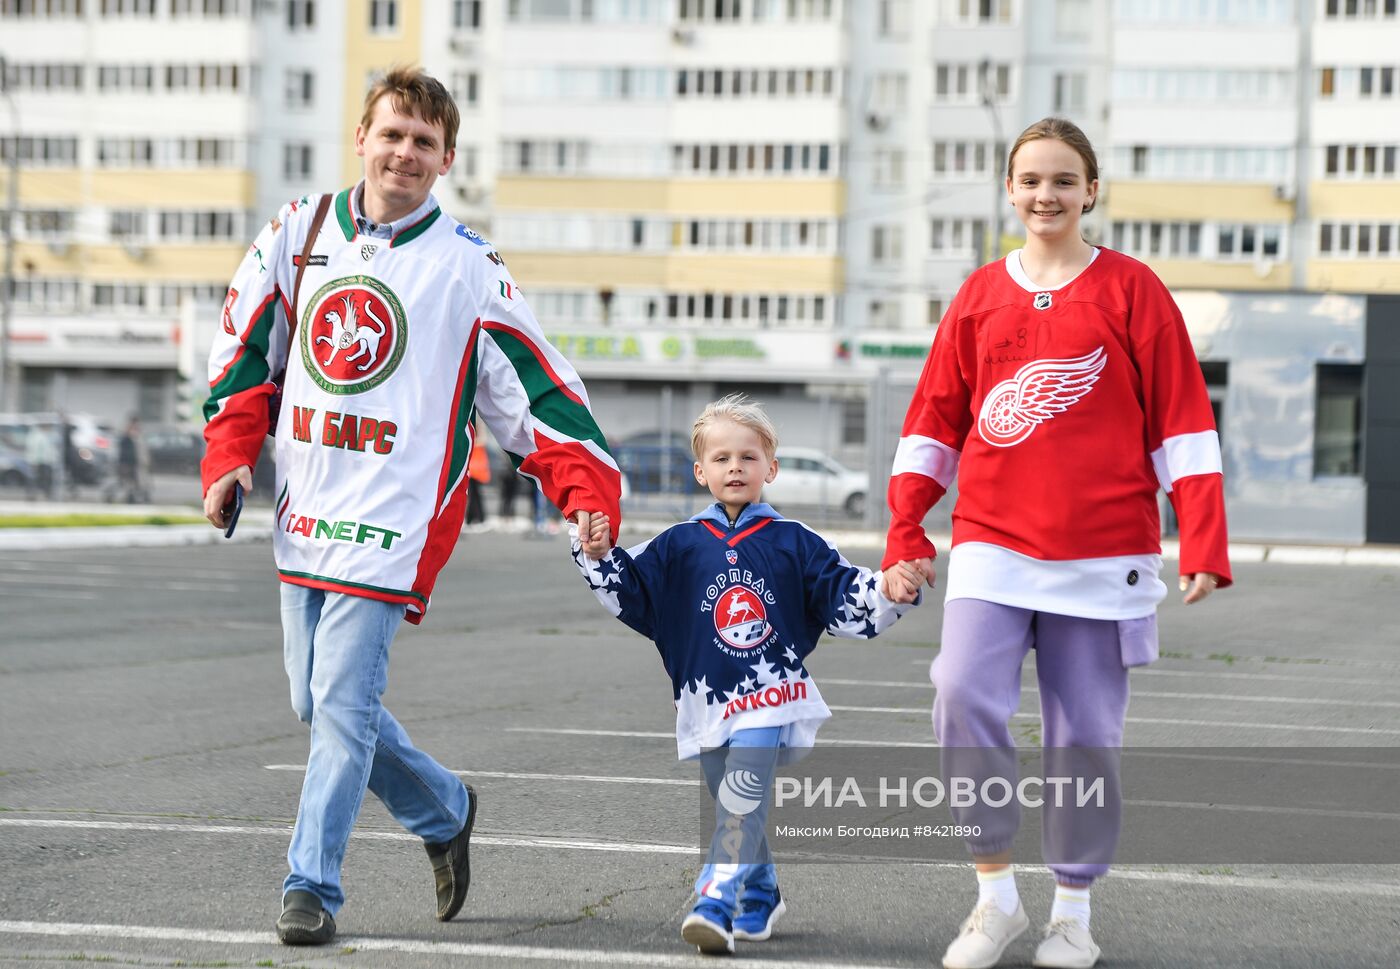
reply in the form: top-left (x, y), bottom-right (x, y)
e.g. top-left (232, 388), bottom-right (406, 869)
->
top-left (409, 325), bottom-right (482, 615)
top-left (208, 291), bottom-right (281, 389)
top-left (482, 320), bottom-right (587, 407)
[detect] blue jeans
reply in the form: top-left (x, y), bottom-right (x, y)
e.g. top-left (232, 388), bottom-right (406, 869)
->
top-left (693, 726), bottom-right (784, 912)
top-left (280, 584), bottom-right (470, 913)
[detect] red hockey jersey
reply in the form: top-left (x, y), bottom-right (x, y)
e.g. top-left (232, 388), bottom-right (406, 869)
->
top-left (882, 248), bottom-right (1231, 620)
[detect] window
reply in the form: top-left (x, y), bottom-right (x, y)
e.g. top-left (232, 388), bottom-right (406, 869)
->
top-left (454, 71), bottom-right (479, 106)
top-left (92, 282), bottom-right (148, 312)
top-left (872, 148), bottom-right (905, 189)
top-left (1055, 0), bottom-right (1090, 37)
top-left (841, 399), bottom-right (866, 446)
top-left (0, 135), bottom-right (79, 166)
top-left (369, 0), bottom-right (397, 30)
top-left (282, 142), bottom-right (313, 180)
top-left (19, 208), bottom-right (75, 240)
top-left (1054, 71), bottom-right (1087, 113)
top-left (287, 0), bottom-right (314, 28)
top-left (877, 0), bottom-right (910, 37)
top-left (927, 298), bottom-right (945, 327)
top-left (284, 70), bottom-right (314, 108)
top-left (109, 209), bottom-right (147, 239)
top-left (452, 0), bottom-right (481, 27)
top-left (1314, 364), bottom-right (1364, 477)
top-left (871, 225), bottom-right (902, 263)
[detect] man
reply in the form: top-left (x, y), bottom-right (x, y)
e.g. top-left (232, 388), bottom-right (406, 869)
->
top-left (201, 66), bottom-right (621, 946)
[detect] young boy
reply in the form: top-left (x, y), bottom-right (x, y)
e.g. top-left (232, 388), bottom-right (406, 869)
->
top-left (574, 395), bottom-right (923, 955)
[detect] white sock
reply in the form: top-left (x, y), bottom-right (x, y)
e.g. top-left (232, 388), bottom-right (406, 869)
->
top-left (1050, 885), bottom-right (1091, 929)
top-left (976, 867), bottom-right (1019, 916)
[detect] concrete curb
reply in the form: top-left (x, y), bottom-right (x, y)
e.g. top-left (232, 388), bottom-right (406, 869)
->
top-left (2, 511), bottom-right (1398, 567)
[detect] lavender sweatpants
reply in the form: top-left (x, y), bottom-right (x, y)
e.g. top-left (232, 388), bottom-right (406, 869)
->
top-left (933, 597), bottom-right (1150, 887)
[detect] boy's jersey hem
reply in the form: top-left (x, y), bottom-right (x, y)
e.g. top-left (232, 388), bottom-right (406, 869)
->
top-left (278, 569), bottom-right (427, 609)
top-left (204, 186), bottom-right (621, 623)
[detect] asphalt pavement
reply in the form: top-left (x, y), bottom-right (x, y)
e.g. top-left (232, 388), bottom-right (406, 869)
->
top-left (1, 518), bottom-right (1399, 968)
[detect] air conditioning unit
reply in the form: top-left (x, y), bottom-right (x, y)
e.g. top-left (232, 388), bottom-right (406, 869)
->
top-left (449, 34), bottom-right (477, 56)
top-left (124, 243), bottom-right (149, 262)
top-left (865, 112), bottom-right (889, 132)
top-left (456, 184), bottom-right (486, 206)
top-left (47, 240), bottom-right (72, 257)
top-left (671, 27), bottom-right (695, 45)
top-left (1273, 183), bottom-right (1296, 202)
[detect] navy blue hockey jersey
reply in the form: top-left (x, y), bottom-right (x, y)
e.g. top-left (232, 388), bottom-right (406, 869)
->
top-left (571, 502), bottom-right (916, 759)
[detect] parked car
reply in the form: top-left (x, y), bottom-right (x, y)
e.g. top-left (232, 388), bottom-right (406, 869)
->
top-left (0, 441), bottom-right (35, 490)
top-left (146, 425), bottom-right (204, 475)
top-left (613, 444), bottom-right (703, 495)
top-left (613, 431), bottom-right (704, 495)
top-left (0, 413), bottom-right (113, 488)
top-left (764, 447), bottom-right (868, 518)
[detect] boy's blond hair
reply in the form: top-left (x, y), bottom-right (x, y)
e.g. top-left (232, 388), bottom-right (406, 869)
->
top-left (691, 394), bottom-right (778, 461)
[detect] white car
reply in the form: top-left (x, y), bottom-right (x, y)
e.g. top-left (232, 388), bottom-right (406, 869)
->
top-left (764, 447), bottom-right (869, 518)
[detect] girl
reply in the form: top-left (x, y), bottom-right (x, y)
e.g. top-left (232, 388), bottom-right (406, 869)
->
top-left (881, 118), bottom-right (1230, 969)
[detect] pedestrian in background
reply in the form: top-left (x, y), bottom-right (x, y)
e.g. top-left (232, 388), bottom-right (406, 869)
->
top-left (882, 117), bottom-right (1230, 969)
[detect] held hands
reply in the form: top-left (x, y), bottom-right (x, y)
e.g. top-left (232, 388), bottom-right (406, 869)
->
top-left (881, 557), bottom-right (935, 604)
top-left (1179, 571), bottom-right (1220, 605)
top-left (575, 510), bottom-right (612, 560)
top-left (203, 465), bottom-right (252, 529)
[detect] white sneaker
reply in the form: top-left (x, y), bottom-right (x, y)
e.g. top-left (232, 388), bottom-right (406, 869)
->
top-left (942, 898), bottom-right (1030, 969)
top-left (1032, 917), bottom-right (1101, 969)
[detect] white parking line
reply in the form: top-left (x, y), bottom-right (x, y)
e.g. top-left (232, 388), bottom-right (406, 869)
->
top-left (0, 818), bottom-right (694, 855)
top-left (825, 706), bottom-right (1400, 735)
top-left (499, 728), bottom-right (940, 747)
top-left (0, 920), bottom-right (908, 969)
top-left (824, 684), bottom-right (1400, 710)
top-left (3, 821), bottom-right (1398, 899)
top-left (265, 765), bottom-right (702, 786)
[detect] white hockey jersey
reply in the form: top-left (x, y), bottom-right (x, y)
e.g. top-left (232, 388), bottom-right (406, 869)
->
top-left (203, 187), bottom-right (621, 623)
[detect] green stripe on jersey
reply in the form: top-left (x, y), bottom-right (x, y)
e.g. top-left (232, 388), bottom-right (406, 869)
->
top-left (334, 189), bottom-right (355, 241)
top-left (443, 343), bottom-right (483, 505)
top-left (487, 328), bottom-right (611, 455)
top-left (204, 294), bottom-right (280, 422)
top-left (391, 207), bottom-right (441, 247)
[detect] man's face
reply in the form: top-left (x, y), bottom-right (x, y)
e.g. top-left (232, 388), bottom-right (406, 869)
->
top-left (354, 95), bottom-right (455, 221)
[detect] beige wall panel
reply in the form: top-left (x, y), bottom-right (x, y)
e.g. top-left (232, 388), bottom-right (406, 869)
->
top-left (1, 170), bottom-right (81, 205)
top-left (1107, 182), bottom-right (1294, 223)
top-left (2, 171), bottom-right (254, 207)
top-left (1307, 260), bottom-right (1400, 293)
top-left (17, 242), bottom-right (243, 281)
top-left (507, 253), bottom-right (842, 292)
top-left (496, 177), bottom-right (845, 215)
top-left (91, 172), bottom-right (256, 207)
top-left (1146, 258), bottom-right (1292, 290)
top-left (1310, 182), bottom-right (1400, 218)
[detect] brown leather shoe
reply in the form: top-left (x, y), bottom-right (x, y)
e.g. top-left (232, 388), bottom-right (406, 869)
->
top-left (424, 784), bottom-right (477, 921)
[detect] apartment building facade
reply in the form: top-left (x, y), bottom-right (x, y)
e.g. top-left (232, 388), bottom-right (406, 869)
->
top-left (2, 0), bottom-right (1396, 537)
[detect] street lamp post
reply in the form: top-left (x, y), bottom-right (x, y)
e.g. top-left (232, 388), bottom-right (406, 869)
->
top-left (0, 55), bottom-right (19, 413)
top-left (978, 58), bottom-right (1005, 267)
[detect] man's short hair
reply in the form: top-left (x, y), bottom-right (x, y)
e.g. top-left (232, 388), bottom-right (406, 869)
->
top-left (692, 394), bottom-right (779, 461)
top-left (361, 65), bottom-right (460, 149)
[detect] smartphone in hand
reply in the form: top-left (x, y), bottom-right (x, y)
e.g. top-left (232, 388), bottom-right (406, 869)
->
top-left (223, 482), bottom-right (244, 539)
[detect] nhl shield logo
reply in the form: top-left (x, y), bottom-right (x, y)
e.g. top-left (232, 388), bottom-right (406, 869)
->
top-left (726, 549), bottom-right (738, 565)
top-left (1033, 292), bottom-right (1053, 310)
top-left (360, 243), bottom-right (378, 261)
top-left (714, 586), bottom-right (771, 651)
top-left (300, 275), bottom-right (408, 395)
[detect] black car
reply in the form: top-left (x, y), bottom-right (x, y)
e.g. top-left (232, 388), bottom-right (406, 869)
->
top-left (146, 425), bottom-right (204, 475)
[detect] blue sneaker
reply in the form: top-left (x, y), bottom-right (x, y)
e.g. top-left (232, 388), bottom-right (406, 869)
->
top-left (681, 900), bottom-right (734, 955)
top-left (733, 887), bottom-right (786, 942)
